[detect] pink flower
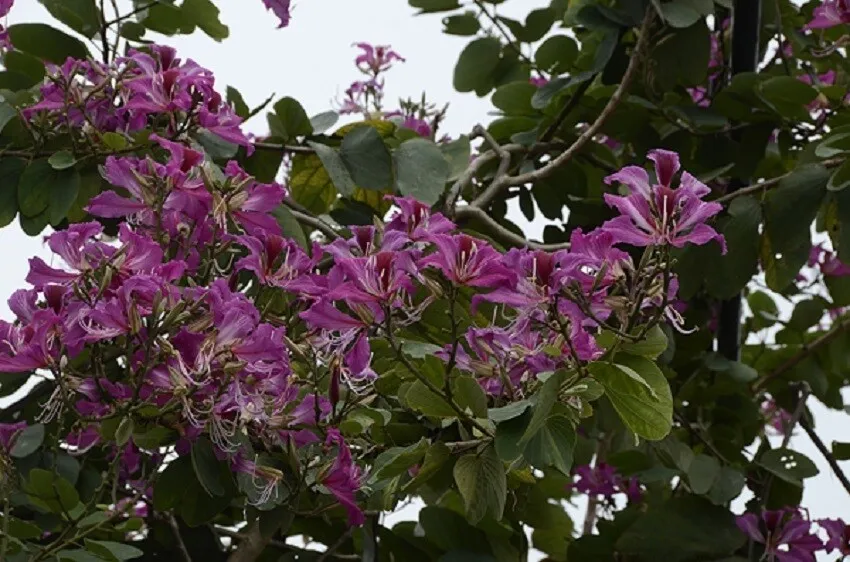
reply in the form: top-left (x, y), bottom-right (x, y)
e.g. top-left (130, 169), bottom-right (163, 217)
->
top-left (570, 463), bottom-right (643, 502)
top-left (354, 43), bottom-right (405, 75)
top-left (262, 0), bottom-right (291, 28)
top-left (421, 234), bottom-right (514, 288)
top-left (736, 509), bottom-right (824, 562)
top-left (807, 0), bottom-right (850, 29)
top-left (320, 429), bottom-right (365, 526)
top-left (820, 518), bottom-right (850, 556)
top-left (602, 149), bottom-right (726, 253)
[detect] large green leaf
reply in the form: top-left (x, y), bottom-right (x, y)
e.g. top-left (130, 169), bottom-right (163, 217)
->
top-left (340, 126), bottom-right (393, 191)
top-left (649, 21), bottom-right (710, 90)
top-left (0, 158), bottom-right (25, 228)
top-left (704, 195), bottom-right (762, 299)
top-left (590, 355), bottom-right (673, 440)
top-left (191, 438), bottom-right (226, 497)
top-left (454, 37), bottom-right (502, 95)
top-left (9, 423), bottom-right (44, 458)
top-left (8, 24), bottom-right (89, 64)
top-left (758, 448), bottom-right (819, 486)
top-left (84, 540), bottom-right (144, 561)
top-left (307, 141), bottom-right (356, 197)
top-left (269, 97), bottom-right (313, 142)
top-left (182, 0), bottom-right (229, 40)
top-left (615, 495), bottom-right (746, 562)
top-left (17, 159), bottom-right (81, 227)
top-left (37, 0), bottom-right (100, 38)
top-left (393, 138), bottom-right (450, 205)
top-left (522, 414), bottom-right (576, 474)
top-left (453, 445), bottom-right (507, 524)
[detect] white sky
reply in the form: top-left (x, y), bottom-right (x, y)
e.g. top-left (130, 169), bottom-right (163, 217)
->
top-left (1, 0), bottom-right (849, 557)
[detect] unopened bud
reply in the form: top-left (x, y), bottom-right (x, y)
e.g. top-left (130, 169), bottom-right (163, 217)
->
top-left (161, 300), bottom-right (187, 328)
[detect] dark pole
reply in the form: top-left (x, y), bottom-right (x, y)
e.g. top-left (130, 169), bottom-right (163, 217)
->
top-left (717, 0), bottom-right (761, 361)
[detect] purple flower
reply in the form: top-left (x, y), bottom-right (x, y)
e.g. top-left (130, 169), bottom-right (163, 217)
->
top-left (262, 0), bottom-right (292, 28)
top-left (809, 244), bottom-right (850, 277)
top-left (602, 149), bottom-right (726, 253)
top-left (354, 43), bottom-right (405, 75)
top-left (320, 429), bottom-right (365, 526)
top-left (421, 234), bottom-right (514, 288)
top-left (820, 518), bottom-right (850, 556)
top-left (0, 421), bottom-right (26, 450)
top-left (236, 234), bottom-right (321, 292)
top-left (571, 463), bottom-right (642, 502)
top-left (0, 0), bottom-right (13, 18)
top-left (385, 196), bottom-right (455, 241)
top-left (736, 509), bottom-right (824, 562)
top-left (807, 0), bottom-right (850, 29)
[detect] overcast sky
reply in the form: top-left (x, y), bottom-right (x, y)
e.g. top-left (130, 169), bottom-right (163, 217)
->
top-left (1, 0), bottom-right (848, 555)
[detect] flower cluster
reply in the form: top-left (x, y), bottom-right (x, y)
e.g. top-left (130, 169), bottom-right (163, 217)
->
top-left (570, 462), bottom-right (642, 504)
top-left (23, 45), bottom-right (252, 152)
top-left (2, 36), bottom-right (728, 525)
top-left (337, 43), bottom-right (446, 140)
top-left (737, 509), bottom-right (850, 561)
top-left (807, 0), bottom-right (850, 29)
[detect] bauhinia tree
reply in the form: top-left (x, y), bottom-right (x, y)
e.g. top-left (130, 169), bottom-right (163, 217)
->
top-left (1, 0), bottom-right (850, 560)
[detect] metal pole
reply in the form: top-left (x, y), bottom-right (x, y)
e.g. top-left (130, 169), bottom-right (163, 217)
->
top-left (717, 0), bottom-right (761, 361)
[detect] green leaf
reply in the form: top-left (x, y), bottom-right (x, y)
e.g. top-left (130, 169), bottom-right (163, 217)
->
top-left (828, 159), bottom-right (850, 192)
top-left (404, 442), bottom-right (452, 492)
top-left (37, 0), bottom-right (100, 38)
top-left (393, 137), bottom-right (450, 205)
top-left (523, 415), bottom-right (576, 474)
top-left (290, 152), bottom-right (339, 214)
top-left (182, 0), bottom-right (229, 41)
top-left (620, 325), bottom-right (668, 359)
top-left (227, 86), bottom-right (250, 119)
top-left (531, 70), bottom-right (594, 109)
top-left (84, 540), bottom-right (143, 561)
top-left (0, 158), bottom-right (25, 228)
top-left (535, 35), bottom-right (579, 75)
top-left (615, 495), bottom-right (746, 562)
top-left (440, 135), bottom-right (471, 181)
top-left (454, 37), bottom-right (502, 95)
top-left (10, 423), bottom-right (44, 458)
top-left (688, 454), bottom-right (720, 495)
top-left (270, 97), bottom-right (313, 142)
top-left (309, 110), bottom-right (339, 134)
top-left (705, 195), bottom-right (762, 299)
top-left (58, 550), bottom-right (105, 562)
top-left (404, 381), bottom-right (458, 418)
top-left (657, 0), bottom-right (711, 28)
top-left (763, 163), bottom-right (828, 290)
top-left (18, 159), bottom-right (81, 226)
top-left (306, 141), bottom-right (356, 197)
top-left (832, 441), bottom-right (850, 460)
top-left (489, 400), bottom-right (532, 422)
top-left (114, 417), bottom-right (133, 447)
top-left (816, 132), bottom-right (850, 158)
top-left (519, 371), bottom-right (564, 446)
top-left (8, 24), bottom-right (89, 64)
top-left (400, 340), bottom-right (443, 359)
top-left (153, 456), bottom-right (193, 511)
top-left (371, 438), bottom-right (429, 482)
top-left (759, 448), bottom-right (819, 486)
top-left (191, 438), bottom-right (226, 497)
top-left (443, 13), bottom-right (480, 36)
top-left (707, 467), bottom-right (745, 505)
top-left (272, 205), bottom-right (309, 250)
top-left (0, 101), bottom-right (19, 136)
top-left (649, 21), bottom-right (711, 90)
top-left (492, 81), bottom-right (537, 115)
top-left (495, 410), bottom-right (530, 462)
top-left (24, 468), bottom-right (80, 513)
top-left (2, 515), bottom-right (42, 539)
top-left (522, 8), bottom-right (556, 41)
top-left (409, 0), bottom-right (461, 13)
top-left (453, 376), bottom-right (488, 418)
top-left (757, 76), bottom-right (818, 120)
top-left (102, 132), bottom-right (128, 151)
top-left (590, 355), bottom-right (673, 440)
top-left (340, 126), bottom-right (393, 190)
top-left (453, 445), bottom-right (507, 524)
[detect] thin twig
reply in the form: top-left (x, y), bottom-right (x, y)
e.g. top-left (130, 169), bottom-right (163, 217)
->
top-left (316, 527), bottom-right (354, 562)
top-left (168, 515), bottom-right (194, 562)
top-left (253, 142), bottom-right (315, 154)
top-left (800, 417), bottom-right (850, 498)
top-left (753, 316), bottom-right (850, 391)
top-left (281, 199), bottom-right (340, 240)
top-left (715, 158), bottom-right (844, 204)
top-left (226, 521), bottom-right (273, 562)
top-left (539, 76), bottom-right (597, 144)
top-left (455, 205), bottom-right (571, 250)
top-left (455, 9), bottom-right (654, 215)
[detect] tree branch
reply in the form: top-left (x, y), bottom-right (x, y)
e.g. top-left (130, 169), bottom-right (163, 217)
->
top-left (714, 157), bottom-right (844, 204)
top-left (281, 199), bottom-right (340, 240)
top-left (800, 417), bottom-right (850, 498)
top-left (253, 142), bottom-right (315, 154)
top-left (168, 515), bottom-right (193, 562)
top-left (753, 315), bottom-right (850, 392)
top-left (454, 8), bottom-right (653, 219)
top-left (226, 522), bottom-right (271, 562)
